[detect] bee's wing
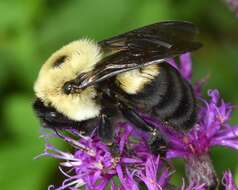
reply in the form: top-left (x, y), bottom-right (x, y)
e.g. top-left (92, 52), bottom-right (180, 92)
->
top-left (99, 21), bottom-right (200, 52)
top-left (76, 21), bottom-right (202, 88)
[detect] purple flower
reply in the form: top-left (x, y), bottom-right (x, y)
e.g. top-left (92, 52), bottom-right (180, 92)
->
top-left (39, 124), bottom-right (172, 190)
top-left (116, 166), bottom-right (139, 190)
top-left (180, 179), bottom-right (206, 190)
top-left (224, 0), bottom-right (238, 17)
top-left (222, 171), bottom-right (238, 190)
top-left (136, 155), bottom-right (171, 190)
top-left (167, 53), bottom-right (192, 81)
top-left (178, 53), bottom-right (193, 80)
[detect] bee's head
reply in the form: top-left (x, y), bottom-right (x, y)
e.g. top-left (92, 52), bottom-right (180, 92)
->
top-left (34, 39), bottom-right (102, 122)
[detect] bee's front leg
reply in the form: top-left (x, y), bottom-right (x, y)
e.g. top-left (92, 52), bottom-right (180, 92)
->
top-left (98, 112), bottom-right (120, 157)
top-left (98, 113), bottom-right (114, 145)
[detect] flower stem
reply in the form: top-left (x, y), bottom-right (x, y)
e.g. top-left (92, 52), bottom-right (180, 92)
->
top-left (185, 153), bottom-right (219, 189)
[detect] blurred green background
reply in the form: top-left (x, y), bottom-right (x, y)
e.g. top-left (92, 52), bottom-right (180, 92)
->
top-left (0, 0), bottom-right (238, 189)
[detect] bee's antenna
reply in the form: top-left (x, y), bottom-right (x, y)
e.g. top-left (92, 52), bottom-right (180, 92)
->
top-left (53, 128), bottom-right (64, 139)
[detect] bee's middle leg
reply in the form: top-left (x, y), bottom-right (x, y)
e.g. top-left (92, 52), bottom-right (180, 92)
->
top-left (119, 102), bottom-right (167, 156)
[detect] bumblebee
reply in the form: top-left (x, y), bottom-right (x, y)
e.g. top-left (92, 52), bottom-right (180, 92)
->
top-left (33, 21), bottom-right (201, 154)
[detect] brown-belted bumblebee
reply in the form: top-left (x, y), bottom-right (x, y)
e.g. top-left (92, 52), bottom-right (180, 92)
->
top-left (33, 21), bottom-right (201, 154)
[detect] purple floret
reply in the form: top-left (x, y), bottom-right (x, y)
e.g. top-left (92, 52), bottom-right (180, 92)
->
top-left (222, 171), bottom-right (238, 190)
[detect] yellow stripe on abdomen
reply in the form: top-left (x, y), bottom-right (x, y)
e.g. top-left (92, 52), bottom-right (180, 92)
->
top-left (116, 65), bottom-right (160, 94)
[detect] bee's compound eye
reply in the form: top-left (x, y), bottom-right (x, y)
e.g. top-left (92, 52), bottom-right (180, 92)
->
top-left (64, 82), bottom-right (73, 94)
top-left (49, 112), bottom-right (57, 118)
top-left (45, 112), bottom-right (57, 121)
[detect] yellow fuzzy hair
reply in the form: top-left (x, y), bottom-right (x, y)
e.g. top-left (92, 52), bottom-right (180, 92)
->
top-left (34, 39), bottom-right (102, 121)
top-left (116, 65), bottom-right (160, 94)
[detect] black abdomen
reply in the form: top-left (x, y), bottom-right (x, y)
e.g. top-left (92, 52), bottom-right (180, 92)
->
top-left (120, 62), bottom-right (197, 131)
top-left (152, 63), bottom-right (197, 130)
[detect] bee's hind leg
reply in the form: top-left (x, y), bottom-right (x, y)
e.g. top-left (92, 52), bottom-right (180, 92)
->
top-left (119, 102), bottom-right (167, 156)
top-left (148, 130), bottom-right (167, 156)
